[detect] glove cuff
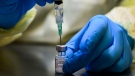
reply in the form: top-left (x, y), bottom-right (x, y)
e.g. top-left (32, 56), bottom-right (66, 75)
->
top-left (105, 5), bottom-right (135, 64)
top-left (106, 6), bottom-right (135, 39)
top-left (105, 6), bottom-right (135, 50)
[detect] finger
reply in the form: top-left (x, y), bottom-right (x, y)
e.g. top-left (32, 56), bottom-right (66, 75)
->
top-left (34, 0), bottom-right (46, 6)
top-left (63, 15), bottom-right (108, 73)
top-left (65, 19), bottom-right (92, 65)
top-left (46, 0), bottom-right (54, 3)
top-left (22, 0), bottom-right (36, 12)
top-left (105, 33), bottom-right (133, 72)
top-left (86, 25), bottom-right (124, 72)
top-left (63, 50), bottom-right (88, 73)
top-left (65, 48), bottom-right (74, 58)
top-left (79, 15), bottom-right (108, 62)
top-left (65, 19), bottom-right (90, 54)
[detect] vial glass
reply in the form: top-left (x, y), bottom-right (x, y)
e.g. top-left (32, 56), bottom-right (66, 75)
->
top-left (55, 45), bottom-right (67, 73)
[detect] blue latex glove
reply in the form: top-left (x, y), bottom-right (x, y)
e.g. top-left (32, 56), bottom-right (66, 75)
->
top-left (63, 15), bottom-right (134, 73)
top-left (0, 0), bottom-right (54, 29)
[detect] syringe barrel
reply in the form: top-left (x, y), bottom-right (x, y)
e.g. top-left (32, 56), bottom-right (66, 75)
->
top-left (54, 3), bottom-right (63, 23)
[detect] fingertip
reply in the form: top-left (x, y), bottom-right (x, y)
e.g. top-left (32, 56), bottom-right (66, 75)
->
top-left (65, 48), bottom-right (74, 58)
top-left (46, 0), bottom-right (54, 4)
top-left (34, 0), bottom-right (46, 6)
top-left (61, 45), bottom-right (74, 73)
top-left (63, 60), bottom-right (70, 73)
top-left (63, 50), bottom-right (89, 74)
top-left (63, 48), bottom-right (74, 73)
top-left (63, 58), bottom-right (76, 74)
top-left (92, 15), bottom-right (109, 21)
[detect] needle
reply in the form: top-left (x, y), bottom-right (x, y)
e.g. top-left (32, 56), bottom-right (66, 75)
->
top-left (60, 35), bottom-right (62, 45)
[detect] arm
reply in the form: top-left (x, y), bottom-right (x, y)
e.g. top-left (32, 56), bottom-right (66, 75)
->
top-left (0, 0), bottom-right (53, 47)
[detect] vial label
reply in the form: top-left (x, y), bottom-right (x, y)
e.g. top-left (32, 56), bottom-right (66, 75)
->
top-left (55, 57), bottom-right (67, 73)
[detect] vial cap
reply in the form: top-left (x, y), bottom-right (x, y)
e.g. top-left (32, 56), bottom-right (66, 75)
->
top-left (56, 45), bottom-right (67, 52)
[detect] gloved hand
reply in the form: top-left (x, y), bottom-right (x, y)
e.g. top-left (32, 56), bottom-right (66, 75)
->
top-left (0, 0), bottom-right (54, 29)
top-left (63, 15), bottom-right (134, 73)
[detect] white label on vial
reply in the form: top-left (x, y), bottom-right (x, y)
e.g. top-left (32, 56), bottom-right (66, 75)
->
top-left (55, 57), bottom-right (67, 73)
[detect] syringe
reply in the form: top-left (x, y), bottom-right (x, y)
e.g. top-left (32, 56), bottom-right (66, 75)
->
top-left (54, 0), bottom-right (63, 45)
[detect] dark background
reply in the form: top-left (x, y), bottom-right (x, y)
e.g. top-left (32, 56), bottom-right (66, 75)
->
top-left (0, 44), bottom-right (134, 76)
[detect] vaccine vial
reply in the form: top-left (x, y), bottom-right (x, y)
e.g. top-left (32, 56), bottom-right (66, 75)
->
top-left (55, 45), bottom-right (68, 73)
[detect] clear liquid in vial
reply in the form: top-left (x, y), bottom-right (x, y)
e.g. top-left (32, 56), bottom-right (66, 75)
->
top-left (55, 56), bottom-right (67, 73)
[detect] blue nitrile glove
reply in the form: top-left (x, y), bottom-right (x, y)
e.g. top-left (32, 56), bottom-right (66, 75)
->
top-left (34, 0), bottom-right (54, 6)
top-left (63, 15), bottom-right (134, 74)
top-left (0, 0), bottom-right (54, 29)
